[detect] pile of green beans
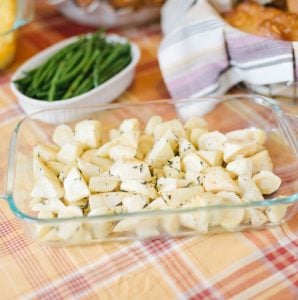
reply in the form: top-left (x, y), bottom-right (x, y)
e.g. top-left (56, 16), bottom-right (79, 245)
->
top-left (14, 31), bottom-right (132, 101)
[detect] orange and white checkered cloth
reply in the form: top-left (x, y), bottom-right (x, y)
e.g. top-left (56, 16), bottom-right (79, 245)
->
top-left (0, 2), bottom-right (297, 299)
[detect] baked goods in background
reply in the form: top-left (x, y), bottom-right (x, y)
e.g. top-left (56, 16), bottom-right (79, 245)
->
top-left (224, 0), bottom-right (298, 41)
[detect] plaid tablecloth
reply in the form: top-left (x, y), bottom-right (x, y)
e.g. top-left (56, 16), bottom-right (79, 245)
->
top-left (0, 2), bottom-right (297, 299)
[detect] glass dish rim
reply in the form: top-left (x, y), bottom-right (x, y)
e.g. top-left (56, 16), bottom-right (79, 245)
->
top-left (4, 94), bottom-right (298, 224)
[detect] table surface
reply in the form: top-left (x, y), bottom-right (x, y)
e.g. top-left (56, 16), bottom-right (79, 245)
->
top-left (0, 2), bottom-right (297, 300)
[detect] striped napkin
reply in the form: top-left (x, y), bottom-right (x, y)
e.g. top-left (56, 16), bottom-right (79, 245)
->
top-left (158, 0), bottom-right (298, 98)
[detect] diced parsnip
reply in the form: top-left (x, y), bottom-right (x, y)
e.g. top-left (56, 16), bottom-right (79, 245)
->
top-left (110, 159), bottom-right (151, 181)
top-left (245, 208), bottom-right (268, 226)
top-left (109, 144), bottom-right (136, 161)
top-left (96, 141), bottom-right (115, 158)
top-left (120, 180), bottom-right (158, 199)
top-left (157, 177), bottom-right (178, 192)
top-left (59, 163), bottom-right (76, 182)
top-left (190, 128), bottom-right (208, 148)
top-left (154, 119), bottom-right (186, 141)
top-left (238, 175), bottom-right (264, 201)
top-left (250, 150), bottom-right (273, 175)
top-left (181, 152), bottom-right (209, 173)
top-left (162, 186), bottom-right (202, 207)
top-left (217, 191), bottom-right (244, 231)
top-left (77, 158), bottom-right (102, 182)
top-left (153, 168), bottom-right (164, 178)
top-left (197, 150), bottom-right (223, 167)
top-left (179, 138), bottom-right (196, 158)
top-left (223, 140), bottom-right (258, 163)
top-left (71, 225), bottom-right (92, 243)
top-left (30, 197), bottom-right (65, 213)
top-left (136, 218), bottom-right (160, 238)
top-left (122, 195), bottom-right (149, 212)
top-left (145, 139), bottom-right (174, 169)
top-left (46, 161), bottom-right (65, 176)
top-left (74, 120), bottom-right (101, 149)
top-left (119, 118), bottom-right (140, 133)
top-left (198, 131), bottom-right (227, 151)
top-left (64, 167), bottom-right (90, 203)
top-left (89, 192), bottom-right (132, 210)
top-left (52, 124), bottom-right (74, 147)
top-left (163, 156), bottom-right (181, 178)
top-left (226, 128), bottom-right (266, 145)
top-left (203, 167), bottom-right (240, 194)
top-left (31, 175), bottom-right (64, 199)
top-left (145, 115), bottom-right (162, 135)
top-left (88, 207), bottom-right (115, 238)
top-left (266, 205), bottom-right (288, 223)
top-left (146, 197), bottom-right (168, 210)
top-left (113, 218), bottom-right (141, 233)
top-left (226, 158), bottom-right (253, 177)
top-left (34, 144), bottom-right (58, 162)
top-left (57, 206), bottom-right (83, 240)
top-left (116, 131), bottom-right (140, 148)
top-left (253, 170), bottom-right (281, 194)
top-left (89, 173), bottom-right (119, 193)
top-left (136, 151), bottom-right (144, 161)
top-left (185, 171), bottom-right (204, 185)
top-left (160, 215), bottom-right (180, 235)
top-left (138, 135), bottom-right (154, 156)
top-left (33, 158), bottom-right (57, 180)
top-left (39, 228), bottom-right (61, 242)
top-left (36, 210), bottom-right (55, 238)
top-left (158, 129), bottom-right (179, 150)
top-left (184, 116), bottom-right (208, 130)
top-left (81, 149), bottom-right (113, 171)
top-left (109, 128), bottom-right (120, 140)
top-left (57, 142), bottom-right (83, 164)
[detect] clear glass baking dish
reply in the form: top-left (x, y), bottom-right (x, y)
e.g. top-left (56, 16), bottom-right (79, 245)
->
top-left (1, 95), bottom-right (298, 246)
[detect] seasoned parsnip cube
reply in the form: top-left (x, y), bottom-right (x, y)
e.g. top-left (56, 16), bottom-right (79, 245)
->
top-left (158, 129), bottom-right (179, 150)
top-left (119, 118), bottom-right (139, 132)
top-left (34, 144), bottom-right (58, 162)
top-left (179, 138), bottom-right (196, 158)
top-left (81, 149), bottom-right (113, 170)
top-left (238, 175), bottom-right (263, 201)
top-left (163, 165), bottom-right (180, 179)
top-left (96, 141), bottom-right (115, 158)
top-left (89, 173), bottom-right (119, 193)
top-left (146, 197), bottom-right (168, 210)
top-left (46, 161), bottom-right (65, 176)
top-left (64, 167), bottom-right (90, 203)
top-left (136, 218), bottom-right (160, 237)
top-left (226, 158), bottom-right (253, 177)
top-left (198, 131), bottom-right (227, 151)
top-left (74, 120), bottom-right (101, 149)
top-left (59, 163), bottom-right (76, 182)
top-left (120, 180), bottom-right (158, 199)
top-left (181, 152), bottom-right (208, 173)
top-left (57, 206), bottom-right (83, 240)
top-left (154, 119), bottom-right (186, 141)
top-left (57, 142), bottom-right (83, 164)
top-left (122, 194), bottom-right (149, 212)
top-left (184, 116), bottom-right (208, 130)
top-left (88, 207), bottom-right (115, 238)
top-left (145, 139), bottom-right (174, 169)
top-left (145, 115), bottom-right (162, 135)
top-left (250, 150), bottom-right (273, 175)
top-left (113, 218), bottom-right (141, 233)
top-left (253, 170), bottom-right (281, 194)
top-left (71, 225), bottom-right (92, 243)
top-left (153, 168), bottom-right (164, 178)
top-left (31, 175), bottom-right (64, 199)
top-left (36, 210), bottom-right (55, 238)
top-left (190, 128), bottom-right (208, 148)
top-left (223, 140), bottom-right (257, 163)
top-left (197, 150), bottom-right (223, 167)
top-left (109, 144), bottom-right (136, 161)
top-left (89, 192), bottom-right (133, 210)
top-left (160, 215), bottom-right (180, 234)
top-left (226, 128), bottom-right (266, 145)
top-left (33, 158), bottom-right (57, 180)
top-left (245, 208), bottom-right (268, 226)
top-left (52, 124), bottom-right (74, 147)
top-left (203, 167), bottom-right (240, 194)
top-left (116, 131), bottom-right (140, 148)
top-left (30, 197), bottom-right (65, 213)
top-left (138, 135), bottom-right (154, 155)
top-left (110, 159), bottom-right (151, 181)
top-left (266, 205), bottom-right (288, 223)
top-left (185, 171), bottom-right (204, 185)
top-left (77, 158), bottom-right (102, 182)
top-left (157, 177), bottom-right (178, 192)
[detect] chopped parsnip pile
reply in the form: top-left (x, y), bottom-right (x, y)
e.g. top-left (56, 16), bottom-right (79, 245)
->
top-left (30, 116), bottom-right (286, 242)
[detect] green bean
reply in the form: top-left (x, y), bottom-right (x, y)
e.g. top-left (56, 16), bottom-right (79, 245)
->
top-left (48, 62), bottom-right (64, 101)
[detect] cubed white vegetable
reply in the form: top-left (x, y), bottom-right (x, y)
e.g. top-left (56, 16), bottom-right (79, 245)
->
top-left (59, 163), bottom-right (76, 182)
top-left (181, 152), bottom-right (208, 173)
top-left (57, 142), bottom-right (83, 164)
top-left (74, 120), bottom-right (101, 149)
top-left (226, 128), bottom-right (266, 145)
top-left (197, 150), bottom-right (223, 167)
top-left (122, 195), bottom-right (149, 212)
top-left (136, 218), bottom-right (160, 238)
top-left (145, 115), bottom-right (162, 135)
top-left (138, 135), bottom-right (154, 155)
top-left (190, 128), bottom-right (208, 148)
top-left (109, 128), bottom-right (120, 140)
top-left (81, 149), bottom-right (113, 170)
top-left (110, 159), bottom-right (151, 181)
top-left (33, 158), bottom-right (57, 180)
top-left (89, 173), bottom-right (119, 193)
top-left (146, 197), bottom-right (168, 210)
top-left (113, 218), bottom-right (141, 233)
top-left (36, 210), bottom-right (55, 238)
top-left (154, 119), bottom-right (186, 141)
top-left (226, 158), bottom-right (253, 177)
top-left (119, 118), bottom-right (140, 133)
top-left (64, 167), bottom-right (90, 203)
top-left (89, 192), bottom-right (132, 210)
top-left (31, 175), bottom-right (64, 199)
top-left (160, 215), bottom-right (180, 234)
top-left (77, 158), bottom-right (102, 182)
top-left (245, 208), bottom-right (268, 226)
top-left (238, 175), bottom-right (264, 201)
top-left (179, 138), bottom-right (196, 158)
top-left (250, 150), bottom-right (273, 175)
top-left (157, 177), bottom-right (178, 192)
top-left (184, 116), bottom-right (208, 130)
top-left (198, 131), bottom-right (227, 151)
top-left (109, 144), bottom-right (136, 161)
top-left (223, 140), bottom-right (258, 163)
top-left (158, 129), bottom-right (179, 151)
top-left (253, 170), bottom-right (281, 194)
top-left (266, 205), bottom-right (288, 223)
top-left (120, 180), bottom-right (158, 199)
top-left (52, 124), bottom-right (74, 147)
top-left (46, 161), bottom-right (65, 176)
top-left (71, 225), bottom-right (92, 243)
top-left (34, 144), bottom-right (58, 162)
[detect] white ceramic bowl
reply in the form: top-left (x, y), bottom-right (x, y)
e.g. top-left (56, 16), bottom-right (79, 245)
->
top-left (10, 33), bottom-right (141, 123)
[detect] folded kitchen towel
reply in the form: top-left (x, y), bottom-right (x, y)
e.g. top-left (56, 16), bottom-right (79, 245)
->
top-left (158, 0), bottom-right (298, 98)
